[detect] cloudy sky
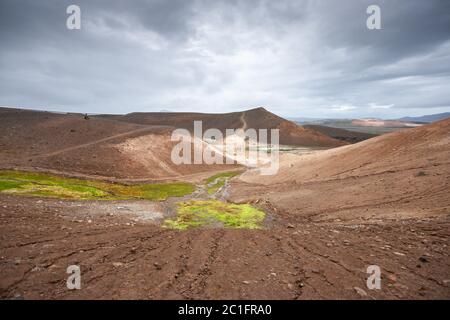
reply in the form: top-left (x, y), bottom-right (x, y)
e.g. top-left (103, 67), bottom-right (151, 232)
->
top-left (1, 0), bottom-right (450, 118)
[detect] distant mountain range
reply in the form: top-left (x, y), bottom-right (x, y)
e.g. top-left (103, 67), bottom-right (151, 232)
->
top-left (396, 112), bottom-right (450, 123)
top-left (290, 112), bottom-right (450, 124)
top-left (289, 112), bottom-right (450, 135)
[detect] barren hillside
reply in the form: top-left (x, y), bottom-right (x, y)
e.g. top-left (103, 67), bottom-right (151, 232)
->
top-left (230, 118), bottom-right (450, 221)
top-left (0, 108), bottom-right (236, 180)
top-left (0, 107), bottom-right (344, 180)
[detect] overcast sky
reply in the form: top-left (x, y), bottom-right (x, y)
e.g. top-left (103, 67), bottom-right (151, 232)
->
top-left (1, 0), bottom-right (450, 118)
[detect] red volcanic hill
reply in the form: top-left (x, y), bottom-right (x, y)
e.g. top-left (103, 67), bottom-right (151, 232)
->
top-left (99, 107), bottom-right (346, 147)
top-left (0, 107), bottom-right (343, 180)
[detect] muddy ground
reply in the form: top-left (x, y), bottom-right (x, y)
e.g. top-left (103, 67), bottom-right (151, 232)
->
top-left (0, 194), bottom-right (449, 300)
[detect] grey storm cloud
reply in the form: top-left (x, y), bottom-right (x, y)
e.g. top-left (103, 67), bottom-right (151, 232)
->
top-left (0, 0), bottom-right (450, 118)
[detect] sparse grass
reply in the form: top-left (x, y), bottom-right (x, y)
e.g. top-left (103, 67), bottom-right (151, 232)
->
top-left (0, 170), bottom-right (194, 200)
top-left (204, 171), bottom-right (240, 195)
top-left (163, 200), bottom-right (265, 230)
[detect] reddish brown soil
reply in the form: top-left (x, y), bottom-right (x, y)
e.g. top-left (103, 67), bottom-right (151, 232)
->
top-left (0, 194), bottom-right (448, 299)
top-left (226, 118), bottom-right (450, 299)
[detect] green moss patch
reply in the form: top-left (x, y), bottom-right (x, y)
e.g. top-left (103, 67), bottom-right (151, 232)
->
top-left (163, 200), bottom-right (265, 230)
top-left (0, 179), bottom-right (26, 191)
top-left (0, 170), bottom-right (194, 200)
top-left (204, 171), bottom-right (240, 195)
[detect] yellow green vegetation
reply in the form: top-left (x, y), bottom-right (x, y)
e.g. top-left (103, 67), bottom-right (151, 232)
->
top-left (0, 170), bottom-right (195, 200)
top-left (204, 171), bottom-right (240, 195)
top-left (163, 200), bottom-right (265, 230)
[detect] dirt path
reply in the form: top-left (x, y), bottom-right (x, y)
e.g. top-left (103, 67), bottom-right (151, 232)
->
top-left (239, 112), bottom-right (248, 131)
